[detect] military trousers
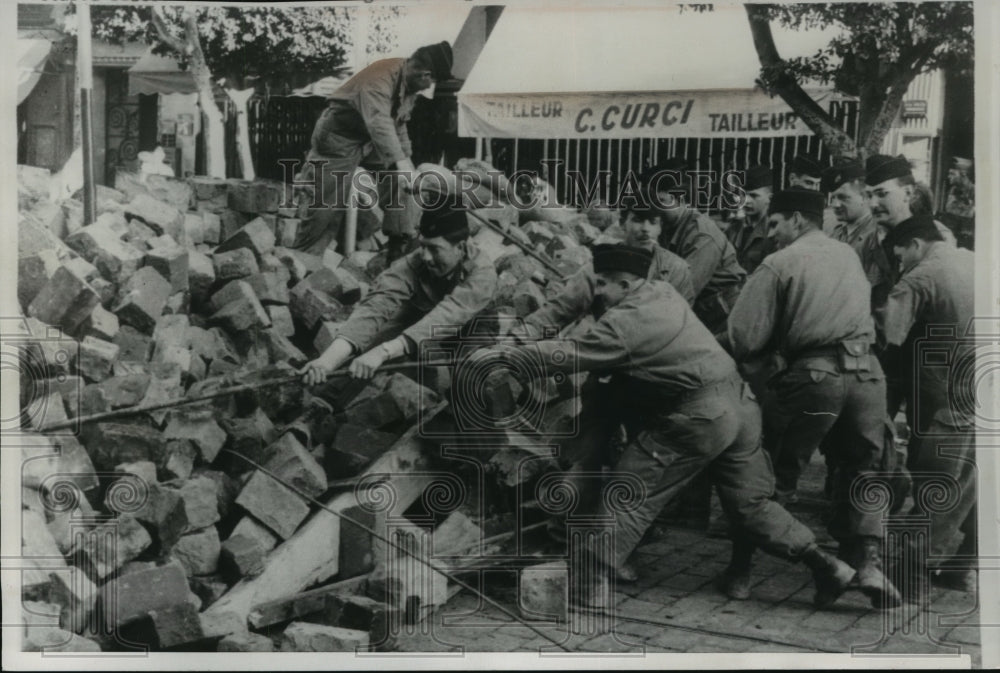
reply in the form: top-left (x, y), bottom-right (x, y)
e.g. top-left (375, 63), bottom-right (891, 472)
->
top-left (766, 355), bottom-right (889, 542)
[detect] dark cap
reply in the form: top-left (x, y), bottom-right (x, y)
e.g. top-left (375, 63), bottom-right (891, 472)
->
top-left (884, 214), bottom-right (943, 249)
top-left (789, 155), bottom-right (823, 178)
top-left (591, 244), bottom-right (653, 278)
top-left (419, 203), bottom-right (469, 240)
top-left (865, 154), bottom-right (912, 186)
top-left (821, 160), bottom-right (866, 193)
top-left (769, 187), bottom-right (825, 218)
top-left (412, 41), bottom-right (454, 81)
top-left (743, 164), bottom-right (774, 191)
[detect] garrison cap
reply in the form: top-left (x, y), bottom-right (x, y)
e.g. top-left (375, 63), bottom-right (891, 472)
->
top-left (412, 41), bottom-right (454, 81)
top-left (743, 164), bottom-right (774, 191)
top-left (865, 154), bottom-right (912, 186)
top-left (591, 244), bottom-right (653, 278)
top-left (419, 203), bottom-right (469, 239)
top-left (821, 160), bottom-right (866, 193)
top-left (789, 155), bottom-right (823, 178)
top-left (883, 214), bottom-right (943, 249)
top-left (769, 187), bottom-right (825, 218)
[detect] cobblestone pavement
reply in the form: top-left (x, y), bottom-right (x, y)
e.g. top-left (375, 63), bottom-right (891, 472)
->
top-left (392, 449), bottom-right (982, 664)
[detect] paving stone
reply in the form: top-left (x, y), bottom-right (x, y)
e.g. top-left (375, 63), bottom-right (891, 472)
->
top-left (65, 222), bottom-right (145, 284)
top-left (190, 176), bottom-right (229, 212)
top-left (220, 534), bottom-right (266, 580)
top-left (113, 324), bottom-right (152, 362)
top-left (220, 409), bottom-right (278, 467)
top-left (82, 304), bottom-right (119, 342)
top-left (213, 248), bottom-right (260, 281)
top-left (262, 432), bottom-right (327, 498)
top-left (227, 179), bottom-right (288, 215)
top-left (289, 280), bottom-right (349, 332)
top-left (218, 631), bottom-right (275, 652)
top-left (114, 266), bottom-right (172, 333)
top-left (22, 625), bottom-right (102, 652)
top-left (274, 246), bottom-right (322, 284)
top-left (275, 217), bottom-right (301, 247)
top-left (235, 469), bottom-right (310, 540)
top-left (137, 361), bottom-right (184, 425)
top-left (115, 459), bottom-right (158, 485)
top-left (94, 372), bottom-right (151, 408)
top-left (326, 423), bottom-right (399, 478)
top-left (211, 291), bottom-right (272, 333)
top-left (246, 270), bottom-right (290, 305)
top-left (83, 421), bottom-right (166, 469)
top-left (519, 561), bottom-right (568, 621)
top-left (161, 439), bottom-right (197, 481)
top-left (125, 193), bottom-right (185, 239)
top-left (163, 409), bottom-right (227, 462)
top-left (280, 621), bottom-right (369, 652)
top-left (27, 265), bottom-right (102, 333)
top-left (75, 335), bottom-right (119, 382)
top-left (73, 515), bottom-right (152, 580)
top-left (133, 482), bottom-right (190, 549)
top-left (260, 328), bottom-right (308, 366)
top-left (174, 475), bottom-right (221, 531)
top-left (267, 304), bottom-right (295, 337)
top-left (215, 216), bottom-right (276, 261)
top-left (191, 468), bottom-right (241, 521)
top-left (188, 574), bottom-right (229, 609)
top-left (144, 234), bottom-right (190, 292)
top-left (121, 599), bottom-right (205, 649)
top-left (229, 516), bottom-right (279, 553)
top-left (172, 526), bottom-right (221, 576)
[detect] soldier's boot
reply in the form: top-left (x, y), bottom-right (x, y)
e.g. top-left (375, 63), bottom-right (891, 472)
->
top-left (718, 540), bottom-right (756, 600)
top-left (801, 543), bottom-right (857, 608)
top-left (851, 536), bottom-right (903, 609)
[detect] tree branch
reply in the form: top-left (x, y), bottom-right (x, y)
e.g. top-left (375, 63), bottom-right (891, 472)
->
top-left (745, 4), bottom-right (858, 158)
top-left (149, 6), bottom-right (186, 55)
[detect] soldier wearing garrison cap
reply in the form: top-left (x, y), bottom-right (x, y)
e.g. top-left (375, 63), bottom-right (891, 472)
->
top-left (727, 164), bottom-right (776, 274)
top-left (787, 155), bottom-right (823, 191)
top-left (879, 213), bottom-right (977, 597)
top-left (725, 187), bottom-right (902, 610)
top-left (292, 41), bottom-right (454, 261)
top-left (508, 243), bottom-right (859, 606)
top-left (301, 202), bottom-right (496, 383)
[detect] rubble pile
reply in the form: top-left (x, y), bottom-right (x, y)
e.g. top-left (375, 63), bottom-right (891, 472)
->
top-left (15, 159), bottom-right (595, 652)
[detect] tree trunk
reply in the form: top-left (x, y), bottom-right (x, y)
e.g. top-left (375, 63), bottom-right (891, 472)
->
top-left (860, 78), bottom-right (910, 158)
top-left (745, 5), bottom-right (858, 160)
top-left (151, 7), bottom-right (226, 178)
top-left (226, 87), bottom-right (256, 180)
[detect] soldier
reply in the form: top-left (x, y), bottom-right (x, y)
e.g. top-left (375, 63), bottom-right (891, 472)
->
top-left (787, 155), bottom-right (823, 191)
top-left (300, 203), bottom-right (497, 383)
top-left (880, 214), bottom-right (977, 595)
top-left (727, 165), bottom-right (774, 275)
top-left (507, 244), bottom-right (860, 605)
top-left (726, 188), bottom-right (901, 609)
top-left (640, 170), bottom-right (745, 335)
top-left (293, 42), bottom-right (453, 260)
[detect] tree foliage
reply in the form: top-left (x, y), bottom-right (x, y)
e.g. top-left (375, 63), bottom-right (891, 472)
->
top-left (747, 2), bottom-right (973, 159)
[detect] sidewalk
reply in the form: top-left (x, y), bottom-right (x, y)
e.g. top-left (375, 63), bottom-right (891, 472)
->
top-left (392, 451), bottom-right (982, 663)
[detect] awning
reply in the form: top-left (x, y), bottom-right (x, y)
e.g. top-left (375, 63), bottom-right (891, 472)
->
top-left (458, 5), bottom-right (841, 139)
top-left (128, 47), bottom-right (198, 96)
top-left (18, 38), bottom-right (53, 105)
top-left (288, 75), bottom-right (350, 98)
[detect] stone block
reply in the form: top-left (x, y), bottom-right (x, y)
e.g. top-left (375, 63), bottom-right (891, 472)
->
top-left (212, 248), bottom-right (259, 281)
top-left (187, 326), bottom-right (237, 367)
top-left (151, 313), bottom-right (190, 349)
top-left (124, 217), bottom-right (157, 247)
top-left (209, 280), bottom-right (256, 314)
top-left (215, 217), bottom-right (276, 261)
top-left (289, 284), bottom-right (349, 332)
top-left (174, 475), bottom-right (221, 531)
top-left (27, 265), bottom-right (101, 333)
top-left (83, 304), bottom-right (119, 341)
top-left (133, 482), bottom-right (189, 549)
top-left (82, 421), bottom-right (165, 470)
top-left (273, 246), bottom-right (322, 284)
top-left (73, 515), bottom-right (152, 580)
top-left (191, 468), bottom-right (241, 521)
top-left (183, 212), bottom-right (205, 245)
top-left (262, 432), bottom-right (327, 498)
top-left (337, 506), bottom-right (376, 579)
top-left (331, 267), bottom-right (362, 304)
top-left (115, 460), bottom-right (158, 485)
top-left (141, 601), bottom-right (205, 648)
top-left (62, 198), bottom-right (85, 236)
top-left (190, 176), bottom-right (229, 211)
top-left (144, 235), bottom-right (190, 293)
top-left (246, 271), bottom-right (289, 305)
top-left (94, 373), bottom-right (151, 408)
top-left (114, 325), bottom-right (152, 362)
top-left (210, 292), bottom-right (271, 333)
top-left (267, 305), bottom-right (295, 337)
top-left (48, 565), bottom-right (100, 632)
top-left (114, 266), bottom-right (172, 333)
top-left (325, 593), bottom-right (397, 651)
top-left (89, 277), bottom-right (117, 307)
top-left (18, 248), bottom-right (60, 310)
top-left (163, 409), bottom-right (227, 462)
top-left (188, 574), bottom-right (228, 609)
top-left (137, 361), bottom-right (184, 425)
top-left (220, 409), bottom-right (278, 467)
top-left (75, 335), bottom-right (119, 382)
top-left (65, 223), bottom-right (145, 284)
top-left (261, 329), bottom-right (307, 366)
top-left (101, 558), bottom-right (190, 626)
top-left (172, 526), bottom-right (221, 576)
top-left (275, 217), bottom-right (301, 247)
top-left (219, 534), bottom-right (265, 580)
top-left (230, 516), bottom-right (279, 552)
top-left (366, 556), bottom-right (449, 617)
top-left (227, 179), bottom-right (288, 215)
top-left (125, 193), bottom-right (184, 239)
top-left (218, 631), bottom-right (274, 652)
top-left (326, 423), bottom-right (398, 478)
top-left (188, 250), bottom-right (216, 303)
top-left (30, 201), bottom-right (70, 240)
top-left (280, 622), bottom-right (369, 652)
top-left (201, 211), bottom-right (222, 244)
top-left (235, 469), bottom-right (311, 540)
top-left (519, 561), bottom-right (568, 620)
top-left (95, 209), bottom-right (129, 236)
top-left (219, 209), bottom-right (249, 241)
top-left (21, 509), bottom-right (67, 599)
top-left (161, 439), bottom-right (197, 481)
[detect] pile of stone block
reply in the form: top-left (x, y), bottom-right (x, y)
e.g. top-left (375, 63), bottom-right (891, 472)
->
top-left (15, 160), bottom-right (593, 652)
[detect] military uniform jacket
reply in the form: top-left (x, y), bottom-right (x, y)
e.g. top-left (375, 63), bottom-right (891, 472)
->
top-left (532, 280), bottom-right (739, 400)
top-left (880, 243), bottom-right (975, 426)
top-left (523, 244), bottom-right (696, 335)
top-left (830, 212), bottom-right (876, 261)
top-left (727, 214), bottom-right (774, 276)
top-left (663, 208), bottom-right (746, 300)
top-left (317, 58), bottom-right (417, 167)
top-left (336, 242), bottom-right (498, 353)
top-left (728, 230), bottom-right (875, 363)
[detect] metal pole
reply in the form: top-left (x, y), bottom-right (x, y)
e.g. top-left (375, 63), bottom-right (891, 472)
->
top-left (77, 1), bottom-right (97, 225)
